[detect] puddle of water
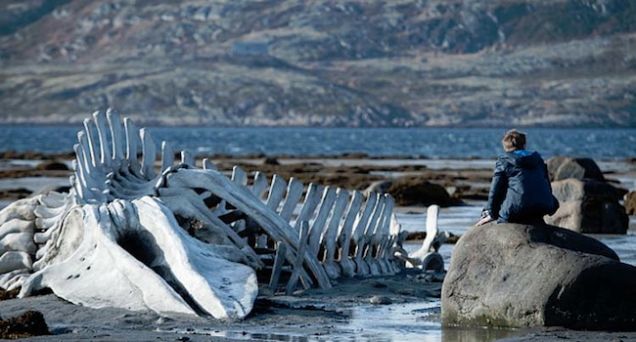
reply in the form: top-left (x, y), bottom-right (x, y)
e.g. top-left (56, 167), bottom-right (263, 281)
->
top-left (594, 231), bottom-right (636, 265)
top-left (440, 327), bottom-right (523, 342)
top-left (160, 300), bottom-right (521, 342)
top-left (340, 301), bottom-right (442, 341)
top-left (157, 328), bottom-right (312, 341)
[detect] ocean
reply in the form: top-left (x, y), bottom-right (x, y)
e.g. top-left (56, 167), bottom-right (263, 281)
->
top-left (0, 125), bottom-right (634, 159)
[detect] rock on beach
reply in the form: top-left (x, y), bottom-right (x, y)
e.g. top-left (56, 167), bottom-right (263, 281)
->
top-left (0, 310), bottom-right (49, 339)
top-left (547, 178), bottom-right (628, 234)
top-left (547, 157), bottom-right (605, 182)
top-left (365, 177), bottom-right (457, 207)
top-left (626, 191), bottom-right (636, 215)
top-left (35, 161), bottom-right (69, 171)
top-left (442, 222), bottom-right (636, 330)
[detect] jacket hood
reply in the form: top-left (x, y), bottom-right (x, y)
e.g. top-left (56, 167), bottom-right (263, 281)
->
top-left (501, 150), bottom-right (543, 169)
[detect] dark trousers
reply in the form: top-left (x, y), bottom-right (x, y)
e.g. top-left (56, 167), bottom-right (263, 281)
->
top-left (497, 216), bottom-right (545, 226)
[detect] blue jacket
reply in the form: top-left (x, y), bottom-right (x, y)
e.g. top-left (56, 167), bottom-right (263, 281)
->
top-left (485, 150), bottom-right (559, 223)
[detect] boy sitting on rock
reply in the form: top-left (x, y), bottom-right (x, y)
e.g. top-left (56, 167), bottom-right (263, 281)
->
top-left (477, 129), bottom-right (559, 226)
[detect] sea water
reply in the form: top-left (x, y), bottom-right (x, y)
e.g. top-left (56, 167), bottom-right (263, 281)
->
top-left (0, 125), bottom-right (635, 159)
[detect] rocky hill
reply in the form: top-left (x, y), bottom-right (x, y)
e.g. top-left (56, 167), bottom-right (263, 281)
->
top-left (0, 0), bottom-right (635, 127)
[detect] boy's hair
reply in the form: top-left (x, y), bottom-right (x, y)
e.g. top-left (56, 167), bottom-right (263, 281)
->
top-left (502, 129), bottom-right (526, 152)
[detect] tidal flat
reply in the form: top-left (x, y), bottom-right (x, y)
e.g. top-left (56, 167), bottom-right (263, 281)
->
top-left (0, 155), bottom-right (635, 341)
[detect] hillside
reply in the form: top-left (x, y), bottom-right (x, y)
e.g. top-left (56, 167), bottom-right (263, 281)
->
top-left (0, 0), bottom-right (635, 127)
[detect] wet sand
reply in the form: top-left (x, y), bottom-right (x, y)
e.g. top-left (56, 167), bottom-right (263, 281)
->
top-left (0, 276), bottom-right (448, 341)
top-left (0, 154), bottom-right (635, 341)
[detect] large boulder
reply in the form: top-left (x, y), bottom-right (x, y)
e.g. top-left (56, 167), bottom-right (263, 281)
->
top-left (546, 179), bottom-right (628, 234)
top-left (442, 223), bottom-right (636, 330)
top-left (626, 191), bottom-right (636, 215)
top-left (546, 157), bottom-right (604, 181)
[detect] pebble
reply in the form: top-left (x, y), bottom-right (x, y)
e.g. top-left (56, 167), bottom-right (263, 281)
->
top-left (369, 295), bottom-right (392, 305)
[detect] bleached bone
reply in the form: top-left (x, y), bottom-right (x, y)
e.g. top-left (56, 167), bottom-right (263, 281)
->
top-left (355, 194), bottom-right (385, 276)
top-left (0, 219), bottom-right (35, 240)
top-left (166, 169), bottom-right (332, 290)
top-left (286, 221), bottom-right (310, 295)
top-left (0, 269), bottom-right (28, 290)
top-left (368, 196), bottom-right (394, 275)
top-left (0, 109), bottom-right (430, 319)
top-left (279, 178), bottom-right (304, 221)
top-left (335, 191), bottom-right (363, 277)
top-left (232, 166), bottom-right (248, 186)
top-left (404, 205), bottom-right (445, 272)
top-left (388, 214), bottom-right (405, 272)
top-left (0, 197), bottom-right (41, 288)
top-left (294, 183), bottom-right (323, 231)
top-left (251, 174), bottom-right (285, 247)
top-left (321, 188), bottom-right (350, 279)
top-left (251, 172), bottom-right (269, 199)
top-left (20, 198), bottom-right (257, 319)
top-left (268, 242), bottom-right (287, 291)
top-left (0, 252), bottom-right (32, 275)
top-left (0, 197), bottom-right (38, 223)
top-left (308, 187), bottom-right (337, 255)
top-left (236, 169), bottom-right (405, 284)
top-left (202, 158), bottom-right (217, 170)
top-left (0, 110), bottom-right (264, 320)
top-left (348, 193), bottom-right (378, 276)
top-left (365, 195), bottom-right (391, 276)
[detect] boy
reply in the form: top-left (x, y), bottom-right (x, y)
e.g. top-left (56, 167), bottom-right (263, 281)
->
top-left (477, 129), bottom-right (559, 226)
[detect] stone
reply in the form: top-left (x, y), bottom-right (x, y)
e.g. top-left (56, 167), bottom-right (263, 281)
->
top-left (442, 223), bottom-right (636, 330)
top-left (0, 288), bottom-right (19, 301)
top-left (363, 180), bottom-right (392, 197)
top-left (0, 311), bottom-right (50, 339)
top-left (546, 156), bottom-right (568, 181)
top-left (369, 295), bottom-right (392, 305)
top-left (35, 161), bottom-right (69, 171)
top-left (365, 177), bottom-right (457, 207)
top-left (551, 178), bottom-right (624, 203)
top-left (263, 157), bottom-right (279, 165)
top-left (625, 191), bottom-right (636, 215)
top-left (547, 179), bottom-right (628, 234)
top-left (546, 157), bottom-right (604, 181)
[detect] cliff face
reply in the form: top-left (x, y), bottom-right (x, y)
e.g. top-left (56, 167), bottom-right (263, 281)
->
top-left (1, 0), bottom-right (635, 126)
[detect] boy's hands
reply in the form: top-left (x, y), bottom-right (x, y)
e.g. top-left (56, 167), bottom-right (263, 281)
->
top-left (476, 209), bottom-right (494, 226)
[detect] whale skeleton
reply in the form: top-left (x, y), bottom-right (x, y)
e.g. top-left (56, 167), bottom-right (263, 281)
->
top-left (0, 109), bottom-right (438, 320)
